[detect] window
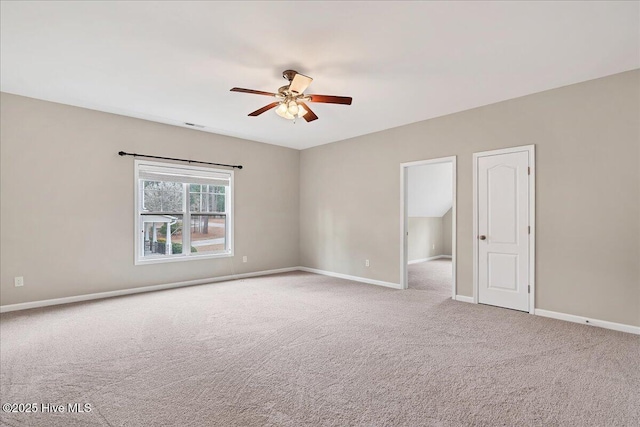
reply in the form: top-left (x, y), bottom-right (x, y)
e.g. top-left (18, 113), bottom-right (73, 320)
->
top-left (135, 160), bottom-right (233, 264)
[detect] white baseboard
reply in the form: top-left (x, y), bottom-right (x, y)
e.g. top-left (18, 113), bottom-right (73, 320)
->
top-left (450, 298), bottom-right (638, 335)
top-left (534, 309), bottom-right (639, 335)
top-left (297, 267), bottom-right (402, 289)
top-left (0, 267), bottom-right (299, 313)
top-left (408, 255), bottom-right (452, 265)
top-left (454, 295), bottom-right (474, 303)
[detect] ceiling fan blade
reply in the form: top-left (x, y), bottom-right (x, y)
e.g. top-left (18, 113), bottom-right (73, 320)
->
top-left (297, 101), bottom-right (318, 122)
top-left (231, 87), bottom-right (277, 97)
top-left (307, 94), bottom-right (352, 105)
top-left (248, 102), bottom-right (280, 116)
top-left (289, 73), bottom-right (313, 95)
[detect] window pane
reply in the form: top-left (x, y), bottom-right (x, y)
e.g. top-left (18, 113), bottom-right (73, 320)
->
top-left (214, 194), bottom-right (225, 212)
top-left (142, 181), bottom-right (183, 212)
top-left (190, 185), bottom-right (228, 213)
top-left (141, 216), bottom-right (186, 257)
top-left (190, 192), bottom-right (202, 212)
top-left (190, 214), bottom-right (226, 253)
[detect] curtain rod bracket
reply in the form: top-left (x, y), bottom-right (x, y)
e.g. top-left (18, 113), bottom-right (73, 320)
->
top-left (118, 151), bottom-right (242, 169)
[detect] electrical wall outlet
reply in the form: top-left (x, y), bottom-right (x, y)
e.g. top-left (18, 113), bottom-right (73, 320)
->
top-left (242, 256), bottom-right (247, 263)
top-left (14, 276), bottom-right (24, 287)
top-left (365, 259), bottom-right (370, 267)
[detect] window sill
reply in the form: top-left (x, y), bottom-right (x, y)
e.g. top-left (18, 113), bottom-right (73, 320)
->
top-left (135, 251), bottom-right (234, 266)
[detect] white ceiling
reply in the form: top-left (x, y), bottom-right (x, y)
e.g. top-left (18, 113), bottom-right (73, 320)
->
top-left (408, 163), bottom-right (453, 218)
top-left (1, 2), bottom-right (638, 150)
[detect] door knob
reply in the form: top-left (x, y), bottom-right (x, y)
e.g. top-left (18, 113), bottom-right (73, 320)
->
top-left (479, 235), bottom-right (487, 240)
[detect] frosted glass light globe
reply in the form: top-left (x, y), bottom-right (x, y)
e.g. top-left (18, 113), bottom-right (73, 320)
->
top-left (287, 101), bottom-right (299, 116)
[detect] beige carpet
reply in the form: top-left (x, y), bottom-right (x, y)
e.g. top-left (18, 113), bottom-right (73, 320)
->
top-left (1, 271), bottom-right (638, 426)
top-left (408, 258), bottom-right (452, 296)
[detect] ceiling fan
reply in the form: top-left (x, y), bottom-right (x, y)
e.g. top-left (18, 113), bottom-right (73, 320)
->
top-left (230, 70), bottom-right (352, 123)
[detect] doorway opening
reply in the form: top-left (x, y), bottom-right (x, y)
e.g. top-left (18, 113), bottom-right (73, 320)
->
top-left (400, 157), bottom-right (456, 297)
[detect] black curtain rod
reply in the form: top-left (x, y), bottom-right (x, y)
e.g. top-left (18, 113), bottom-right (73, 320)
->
top-left (118, 151), bottom-right (242, 169)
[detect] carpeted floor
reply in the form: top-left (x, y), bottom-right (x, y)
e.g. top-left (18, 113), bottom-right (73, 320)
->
top-left (1, 271), bottom-right (638, 426)
top-left (408, 259), bottom-right (452, 295)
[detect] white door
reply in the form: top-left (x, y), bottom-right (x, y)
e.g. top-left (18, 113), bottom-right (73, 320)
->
top-left (477, 150), bottom-right (531, 311)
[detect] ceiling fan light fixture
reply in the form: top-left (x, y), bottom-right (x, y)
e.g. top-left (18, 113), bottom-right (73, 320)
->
top-left (232, 70), bottom-right (352, 122)
top-left (287, 101), bottom-right (299, 116)
top-left (276, 102), bottom-right (295, 120)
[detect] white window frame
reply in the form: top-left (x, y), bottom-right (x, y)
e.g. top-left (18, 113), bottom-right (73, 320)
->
top-left (134, 159), bottom-right (234, 265)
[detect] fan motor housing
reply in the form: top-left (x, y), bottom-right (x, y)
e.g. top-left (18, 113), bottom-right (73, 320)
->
top-left (282, 70), bottom-right (298, 82)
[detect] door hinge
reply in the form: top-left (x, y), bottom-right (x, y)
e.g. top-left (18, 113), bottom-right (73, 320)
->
top-left (528, 285), bottom-right (530, 294)
top-left (528, 167), bottom-right (531, 175)
top-left (528, 226), bottom-right (530, 234)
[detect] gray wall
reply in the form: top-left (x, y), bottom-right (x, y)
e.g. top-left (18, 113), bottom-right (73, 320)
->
top-left (442, 208), bottom-right (453, 256)
top-left (300, 70), bottom-right (640, 326)
top-left (407, 217), bottom-right (444, 262)
top-left (0, 93), bottom-right (300, 306)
